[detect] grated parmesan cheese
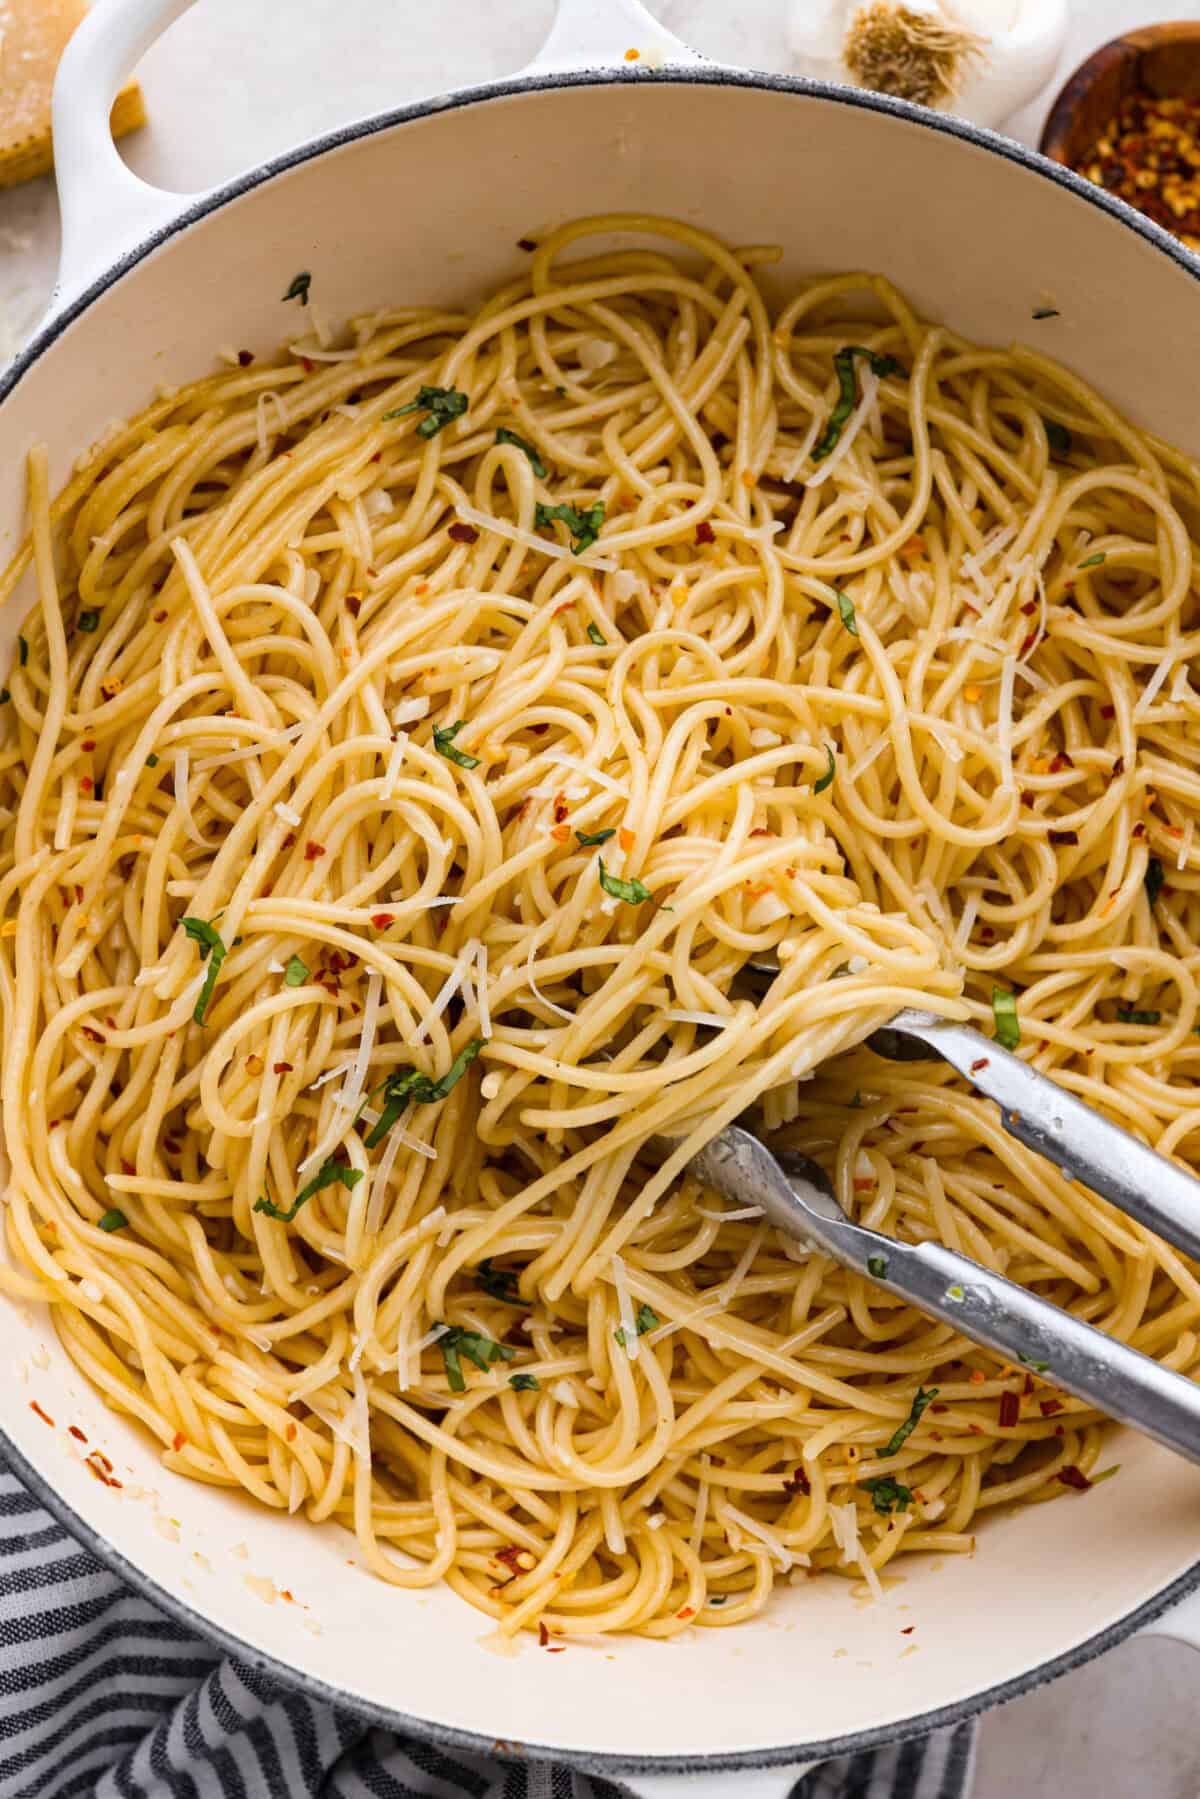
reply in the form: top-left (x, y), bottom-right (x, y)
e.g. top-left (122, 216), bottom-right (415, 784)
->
top-left (454, 502), bottom-right (617, 572)
top-left (273, 800), bottom-right (302, 828)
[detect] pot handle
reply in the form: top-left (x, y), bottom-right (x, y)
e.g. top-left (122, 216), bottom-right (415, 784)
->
top-left (50, 0), bottom-right (207, 317)
top-left (621, 1769), bottom-right (814, 1799)
top-left (1138, 1585), bottom-right (1200, 1653)
top-left (525, 0), bottom-right (704, 74)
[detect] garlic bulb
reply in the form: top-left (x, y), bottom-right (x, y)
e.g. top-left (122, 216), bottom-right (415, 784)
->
top-left (787, 0), bottom-right (1068, 131)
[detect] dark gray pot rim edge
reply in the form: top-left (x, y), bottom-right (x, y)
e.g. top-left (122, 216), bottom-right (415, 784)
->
top-left (2, 59), bottom-right (1199, 1779)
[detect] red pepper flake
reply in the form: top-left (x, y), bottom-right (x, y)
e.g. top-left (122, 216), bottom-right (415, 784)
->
top-left (967, 1423), bottom-right (985, 1436)
top-left (969, 1057), bottom-right (989, 1073)
top-left (1101, 704), bottom-right (1116, 719)
top-left (371, 913), bottom-right (395, 929)
top-left (68, 1425), bottom-right (87, 1442)
top-left (1132, 821), bottom-right (1146, 839)
top-left (345, 596), bottom-right (362, 618)
top-left (553, 796), bottom-right (569, 824)
top-left (1019, 600), bottom-right (1038, 616)
top-left (1049, 829), bottom-right (1079, 846)
top-left (969, 1368), bottom-right (986, 1386)
top-left (619, 827), bottom-right (636, 854)
top-left (550, 825), bottom-right (571, 843)
top-left (783, 1467), bottom-right (811, 1495)
top-left (280, 832), bottom-right (297, 852)
top-left (81, 1026), bottom-right (105, 1044)
top-left (30, 1401), bottom-right (54, 1427)
top-left (414, 583), bottom-right (428, 596)
top-left (676, 1606), bottom-right (695, 1621)
top-left (1057, 1464), bottom-right (1091, 1491)
top-left (280, 1589), bottom-right (295, 1603)
top-left (552, 599), bottom-right (576, 617)
top-left (300, 356), bottom-right (314, 373)
top-left (695, 520), bottom-right (716, 544)
top-left (1113, 756), bottom-right (1125, 776)
top-left (1022, 1374), bottom-right (1034, 1396)
top-left (980, 925), bottom-right (995, 942)
top-left (1049, 751), bottom-right (1075, 772)
top-left (852, 1177), bottom-right (875, 1191)
top-left (538, 1621), bottom-right (551, 1647)
top-left (304, 841), bottom-right (326, 861)
top-left (152, 609), bottom-right (167, 623)
top-left (1040, 1397), bottom-right (1064, 1417)
top-left (998, 1391), bottom-right (1020, 1428)
top-left (81, 738), bottom-right (96, 752)
top-left (286, 1423), bottom-right (298, 1442)
top-left (448, 522), bottom-right (479, 544)
top-left (79, 777), bottom-right (93, 793)
top-left (900, 1625), bottom-right (915, 1635)
top-left (930, 1403), bottom-right (948, 1414)
top-left (85, 1452), bottom-right (121, 1488)
top-left (238, 349), bottom-right (255, 367)
top-left (272, 1061), bottom-right (294, 1075)
top-left (172, 1431), bottom-right (187, 1453)
top-left (1019, 632), bottom-right (1038, 657)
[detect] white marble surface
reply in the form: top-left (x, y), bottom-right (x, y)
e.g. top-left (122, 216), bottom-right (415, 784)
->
top-left (3, 1), bottom-right (1200, 1793)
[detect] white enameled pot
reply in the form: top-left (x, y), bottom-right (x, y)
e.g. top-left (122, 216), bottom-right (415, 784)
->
top-left (3, 4), bottom-right (1200, 1792)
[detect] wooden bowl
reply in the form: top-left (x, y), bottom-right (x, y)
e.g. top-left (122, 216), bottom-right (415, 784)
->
top-left (1040, 22), bottom-right (1200, 169)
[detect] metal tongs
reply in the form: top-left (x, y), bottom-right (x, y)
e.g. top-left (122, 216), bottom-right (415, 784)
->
top-left (668, 1007), bottom-right (1200, 1466)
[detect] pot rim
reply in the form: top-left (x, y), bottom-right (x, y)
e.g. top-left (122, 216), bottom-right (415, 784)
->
top-left (2, 59), bottom-right (1199, 1774)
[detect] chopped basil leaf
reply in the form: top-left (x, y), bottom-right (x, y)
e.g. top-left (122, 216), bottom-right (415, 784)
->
top-left (992, 986), bottom-right (1020, 1051)
top-left (385, 385), bottom-right (469, 438)
top-left (18, 636), bottom-right (28, 666)
top-left (867, 1254), bottom-right (889, 1278)
top-left (284, 954), bottom-right (308, 987)
top-left (77, 610), bottom-right (100, 633)
top-left (363, 1038), bottom-right (484, 1148)
top-left (849, 1090), bottom-right (863, 1108)
top-left (812, 346), bottom-right (903, 463)
top-left (478, 1258), bottom-right (524, 1305)
top-left (432, 720), bottom-right (481, 769)
top-left (814, 745), bottom-right (836, 794)
top-left (1031, 306), bottom-right (1060, 320)
top-left (876, 1386), bottom-right (938, 1459)
top-left (145, 754), bottom-right (159, 768)
top-left (1145, 857), bottom-right (1165, 907)
top-left (615, 1303), bottom-right (660, 1348)
top-left (1045, 420), bottom-right (1073, 457)
top-left (576, 827), bottom-right (616, 846)
top-left (586, 623), bottom-right (608, 646)
top-left (598, 858), bottom-right (653, 905)
top-left (495, 427), bottom-right (547, 479)
top-left (282, 271), bottom-right (312, 305)
top-left (98, 1208), bottom-right (128, 1233)
top-left (181, 917), bottom-right (227, 1025)
top-left (1018, 1352), bottom-right (1049, 1372)
top-left (1079, 552), bottom-right (1106, 569)
top-left (1117, 1006), bottom-right (1160, 1025)
top-left (534, 499), bottom-right (606, 555)
top-left (835, 589), bottom-right (858, 636)
top-left (254, 1157), bottom-right (362, 1223)
top-left (509, 1372), bottom-right (540, 1391)
top-left (862, 1475), bottom-right (912, 1515)
top-left (437, 1324), bottom-right (515, 1392)
top-left (707, 1594), bottom-right (728, 1606)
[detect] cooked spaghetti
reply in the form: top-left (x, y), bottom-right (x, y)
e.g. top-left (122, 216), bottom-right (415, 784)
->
top-left (1, 214), bottom-right (1199, 1640)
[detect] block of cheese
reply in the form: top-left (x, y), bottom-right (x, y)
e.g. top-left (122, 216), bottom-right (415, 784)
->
top-left (0, 0), bottom-right (145, 190)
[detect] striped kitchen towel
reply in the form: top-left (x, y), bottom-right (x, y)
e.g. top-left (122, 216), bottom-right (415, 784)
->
top-left (0, 1455), bottom-right (976, 1799)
